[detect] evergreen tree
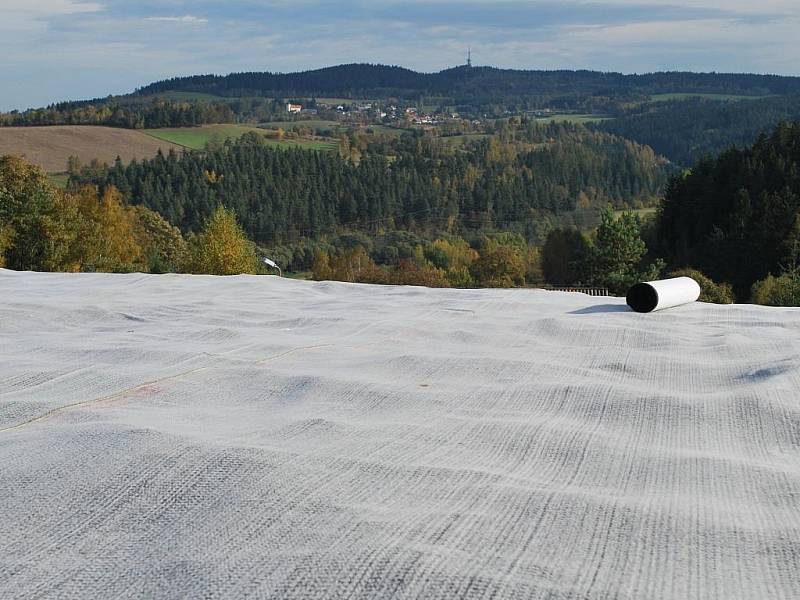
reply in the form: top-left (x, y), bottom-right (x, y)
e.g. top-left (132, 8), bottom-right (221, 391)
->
top-left (586, 207), bottom-right (664, 294)
top-left (658, 121), bottom-right (800, 296)
top-left (75, 124), bottom-right (667, 247)
top-left (541, 229), bottom-right (591, 285)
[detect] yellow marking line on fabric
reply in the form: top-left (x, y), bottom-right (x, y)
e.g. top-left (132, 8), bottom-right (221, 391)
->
top-left (0, 344), bottom-right (333, 435)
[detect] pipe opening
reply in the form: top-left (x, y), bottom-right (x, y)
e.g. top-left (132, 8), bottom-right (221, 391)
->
top-left (627, 283), bottom-right (659, 313)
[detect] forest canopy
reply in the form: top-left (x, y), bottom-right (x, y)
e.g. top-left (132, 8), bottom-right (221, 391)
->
top-left (595, 95), bottom-right (800, 167)
top-left (73, 121), bottom-right (666, 246)
top-left (656, 121), bottom-right (800, 298)
top-left (137, 64), bottom-right (800, 104)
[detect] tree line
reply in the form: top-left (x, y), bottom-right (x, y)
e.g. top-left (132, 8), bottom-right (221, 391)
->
top-left (137, 64), bottom-right (800, 105)
top-left (71, 121), bottom-right (666, 247)
top-left (3, 120), bottom-right (798, 306)
top-left (538, 120), bottom-right (800, 305)
top-left (655, 121), bottom-right (800, 302)
top-left (595, 95), bottom-right (800, 167)
top-left (0, 155), bottom-right (263, 275)
top-left (0, 99), bottom-right (235, 129)
top-left (0, 155), bottom-right (664, 293)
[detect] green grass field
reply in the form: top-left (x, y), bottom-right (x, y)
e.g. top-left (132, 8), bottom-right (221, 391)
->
top-left (536, 114), bottom-right (614, 124)
top-left (648, 93), bottom-right (768, 103)
top-left (144, 125), bottom-right (337, 152)
top-left (271, 138), bottom-right (338, 151)
top-left (47, 173), bottom-right (69, 188)
top-left (260, 120), bottom-right (342, 131)
top-left (316, 98), bottom-right (374, 106)
top-left (144, 125), bottom-right (258, 149)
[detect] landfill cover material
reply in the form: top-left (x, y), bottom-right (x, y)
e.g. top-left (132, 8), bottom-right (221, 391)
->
top-left (1, 269), bottom-right (799, 599)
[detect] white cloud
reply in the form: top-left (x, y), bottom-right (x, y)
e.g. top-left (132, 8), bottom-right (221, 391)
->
top-left (2, 0), bottom-right (800, 110)
top-left (553, 14), bottom-right (800, 74)
top-left (1, 0), bottom-right (103, 15)
top-left (146, 15), bottom-right (209, 24)
top-left (0, 0), bottom-right (103, 32)
top-left (582, 0), bottom-right (796, 10)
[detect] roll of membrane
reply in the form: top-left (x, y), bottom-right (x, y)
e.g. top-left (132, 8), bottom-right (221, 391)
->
top-left (626, 277), bottom-right (701, 313)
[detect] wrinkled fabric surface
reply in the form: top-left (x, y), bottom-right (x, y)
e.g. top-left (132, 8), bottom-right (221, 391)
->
top-left (1, 270), bottom-right (799, 599)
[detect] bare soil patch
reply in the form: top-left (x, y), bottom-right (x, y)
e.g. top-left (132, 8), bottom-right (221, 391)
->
top-left (0, 126), bottom-right (185, 172)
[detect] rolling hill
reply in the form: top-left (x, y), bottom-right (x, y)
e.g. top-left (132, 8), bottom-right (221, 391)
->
top-left (136, 64), bottom-right (800, 100)
top-left (0, 126), bottom-right (184, 173)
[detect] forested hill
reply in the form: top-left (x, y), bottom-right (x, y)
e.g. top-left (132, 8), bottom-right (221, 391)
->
top-left (594, 95), bottom-right (800, 167)
top-left (137, 64), bottom-right (800, 101)
top-left (75, 123), bottom-right (667, 245)
top-left (657, 121), bottom-right (800, 297)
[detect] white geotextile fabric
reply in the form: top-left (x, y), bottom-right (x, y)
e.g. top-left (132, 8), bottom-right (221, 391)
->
top-left (1, 269), bottom-right (799, 599)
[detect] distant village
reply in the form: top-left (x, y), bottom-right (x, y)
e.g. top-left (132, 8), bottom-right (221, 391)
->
top-left (284, 98), bottom-right (561, 132)
top-left (275, 55), bottom-right (572, 131)
top-left (284, 99), bottom-right (477, 127)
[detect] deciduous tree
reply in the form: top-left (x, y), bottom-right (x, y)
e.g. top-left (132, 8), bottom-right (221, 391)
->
top-left (0, 155), bottom-right (58, 270)
top-left (185, 207), bottom-right (261, 275)
top-left (470, 245), bottom-right (525, 288)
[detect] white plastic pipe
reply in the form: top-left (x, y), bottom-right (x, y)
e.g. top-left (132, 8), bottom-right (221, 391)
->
top-left (626, 277), bottom-right (701, 313)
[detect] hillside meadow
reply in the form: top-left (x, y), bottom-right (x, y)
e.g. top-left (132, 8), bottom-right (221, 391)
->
top-left (647, 92), bottom-right (770, 102)
top-left (144, 124), bottom-right (338, 151)
top-left (535, 114), bottom-right (613, 124)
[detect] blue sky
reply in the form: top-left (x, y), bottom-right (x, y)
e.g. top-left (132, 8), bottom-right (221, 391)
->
top-left (1, 0), bottom-right (799, 110)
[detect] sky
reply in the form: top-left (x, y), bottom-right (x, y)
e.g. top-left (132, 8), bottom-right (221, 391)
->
top-left (1, 0), bottom-right (799, 110)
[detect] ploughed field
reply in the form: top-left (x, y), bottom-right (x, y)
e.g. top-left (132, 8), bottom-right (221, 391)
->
top-left (0, 126), bottom-right (184, 173)
top-left (1, 270), bottom-right (799, 599)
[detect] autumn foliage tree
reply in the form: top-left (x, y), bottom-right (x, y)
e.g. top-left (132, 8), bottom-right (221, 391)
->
top-left (751, 271), bottom-right (800, 306)
top-left (312, 246), bottom-right (382, 283)
top-left (0, 155), bottom-right (57, 270)
top-left (430, 238), bottom-right (478, 287)
top-left (184, 207), bottom-right (261, 275)
top-left (133, 205), bottom-right (187, 273)
top-left (71, 186), bottom-right (146, 272)
top-left (0, 226), bottom-right (11, 268)
top-left (1, 155), bottom-right (188, 274)
top-left (390, 261), bottom-right (450, 287)
top-left (470, 245), bottom-right (525, 288)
